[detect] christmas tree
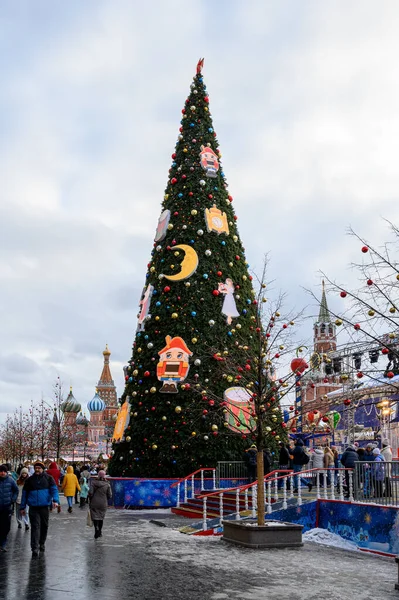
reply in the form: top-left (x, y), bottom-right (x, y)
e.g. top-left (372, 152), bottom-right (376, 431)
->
top-left (109, 61), bottom-right (286, 478)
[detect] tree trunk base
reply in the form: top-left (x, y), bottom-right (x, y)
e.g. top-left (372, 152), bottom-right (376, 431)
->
top-left (222, 520), bottom-right (303, 549)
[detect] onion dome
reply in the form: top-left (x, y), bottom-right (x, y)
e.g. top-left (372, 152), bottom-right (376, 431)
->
top-left (103, 343), bottom-right (111, 357)
top-left (88, 390), bottom-right (106, 413)
top-left (76, 412), bottom-right (89, 426)
top-left (61, 387), bottom-right (81, 413)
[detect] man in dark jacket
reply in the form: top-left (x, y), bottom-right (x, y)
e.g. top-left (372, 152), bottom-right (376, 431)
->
top-left (0, 464), bottom-right (18, 551)
top-left (20, 460), bottom-right (60, 557)
top-left (292, 439), bottom-right (312, 493)
top-left (340, 445), bottom-right (358, 497)
top-left (244, 445), bottom-right (258, 482)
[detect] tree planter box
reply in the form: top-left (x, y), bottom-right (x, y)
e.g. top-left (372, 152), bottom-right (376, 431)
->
top-left (222, 520), bottom-right (303, 549)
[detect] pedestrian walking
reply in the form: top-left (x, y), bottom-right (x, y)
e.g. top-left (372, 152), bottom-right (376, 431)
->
top-left (46, 461), bottom-right (61, 487)
top-left (73, 465), bottom-right (81, 504)
top-left (89, 470), bottom-right (112, 539)
top-left (79, 476), bottom-right (90, 508)
top-left (16, 468), bottom-right (30, 531)
top-left (263, 448), bottom-right (272, 476)
top-left (0, 464), bottom-right (18, 552)
top-left (20, 460), bottom-right (60, 557)
top-left (61, 466), bottom-right (81, 513)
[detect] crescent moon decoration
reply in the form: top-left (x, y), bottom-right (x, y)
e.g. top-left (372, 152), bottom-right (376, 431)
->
top-left (163, 244), bottom-right (199, 281)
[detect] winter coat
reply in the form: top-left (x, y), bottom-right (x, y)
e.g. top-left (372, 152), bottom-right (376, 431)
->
top-left (382, 446), bottom-right (393, 463)
top-left (80, 477), bottom-right (89, 499)
top-left (0, 475), bottom-right (18, 509)
top-left (311, 448), bottom-right (324, 469)
top-left (324, 449), bottom-right (335, 468)
top-left (340, 447), bottom-right (358, 469)
top-left (263, 451), bottom-right (272, 475)
top-left (292, 440), bottom-right (309, 466)
top-left (245, 448), bottom-right (257, 467)
top-left (372, 455), bottom-right (385, 481)
top-left (278, 446), bottom-right (290, 467)
top-left (46, 462), bottom-right (61, 486)
top-left (89, 479), bottom-right (112, 520)
top-left (20, 472), bottom-right (59, 510)
top-left (61, 466), bottom-right (81, 497)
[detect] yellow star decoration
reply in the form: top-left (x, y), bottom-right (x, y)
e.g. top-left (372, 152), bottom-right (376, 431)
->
top-left (365, 513), bottom-right (372, 524)
top-left (154, 500), bottom-right (161, 507)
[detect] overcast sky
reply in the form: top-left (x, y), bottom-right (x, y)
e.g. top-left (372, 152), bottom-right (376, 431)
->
top-left (1, 0), bottom-right (399, 420)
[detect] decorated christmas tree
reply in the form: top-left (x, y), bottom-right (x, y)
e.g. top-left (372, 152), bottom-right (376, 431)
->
top-left (109, 61), bottom-right (287, 478)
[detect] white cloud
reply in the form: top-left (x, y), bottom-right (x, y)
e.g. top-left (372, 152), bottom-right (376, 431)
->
top-left (1, 0), bottom-right (399, 418)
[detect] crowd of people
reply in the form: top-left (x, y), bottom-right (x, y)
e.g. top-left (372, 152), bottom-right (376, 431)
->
top-left (0, 459), bottom-right (112, 557)
top-left (244, 438), bottom-right (394, 499)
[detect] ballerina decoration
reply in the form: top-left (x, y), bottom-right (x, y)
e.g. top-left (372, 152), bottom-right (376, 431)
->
top-left (218, 278), bottom-right (240, 325)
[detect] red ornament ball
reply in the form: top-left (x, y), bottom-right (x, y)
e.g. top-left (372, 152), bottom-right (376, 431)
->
top-left (212, 290), bottom-right (220, 296)
top-left (387, 371), bottom-right (395, 378)
top-left (367, 279), bottom-right (373, 286)
top-left (361, 246), bottom-right (369, 253)
top-left (217, 271), bottom-right (222, 277)
top-left (357, 372), bottom-right (363, 378)
top-left (171, 177), bottom-right (177, 185)
top-left (354, 323), bottom-right (360, 331)
top-left (144, 371), bottom-right (150, 377)
top-left (163, 286), bottom-right (171, 293)
top-left (340, 291), bottom-right (347, 298)
top-left (382, 348), bottom-right (389, 355)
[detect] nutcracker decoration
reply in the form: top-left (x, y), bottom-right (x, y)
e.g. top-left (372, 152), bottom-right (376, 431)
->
top-left (156, 336), bottom-right (193, 393)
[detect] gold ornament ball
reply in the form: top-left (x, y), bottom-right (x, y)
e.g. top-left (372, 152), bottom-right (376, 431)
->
top-left (229, 262), bottom-right (233, 267)
top-left (223, 409), bottom-right (228, 414)
top-left (389, 332), bottom-right (396, 339)
top-left (242, 275), bottom-right (247, 281)
top-left (162, 416), bottom-right (167, 421)
top-left (155, 316), bottom-right (160, 321)
top-left (171, 445), bottom-right (176, 450)
top-left (335, 319), bottom-right (343, 326)
top-left (191, 431), bottom-right (196, 436)
top-left (224, 422), bottom-right (229, 427)
top-left (390, 307), bottom-right (396, 313)
top-left (126, 436), bottom-right (131, 442)
top-left (132, 391), bottom-right (137, 397)
top-left (150, 387), bottom-right (156, 393)
top-left (262, 297), bottom-right (267, 303)
top-left (211, 424), bottom-right (218, 431)
top-left (133, 370), bottom-right (138, 376)
top-left (191, 209), bottom-right (198, 216)
top-left (137, 348), bottom-right (142, 353)
top-left (171, 312), bottom-right (178, 319)
top-left (396, 274), bottom-right (399, 281)
top-left (261, 283), bottom-right (266, 289)
top-left (175, 406), bottom-right (182, 414)
top-left (152, 444), bottom-right (158, 451)
top-left (150, 267), bottom-right (155, 273)
top-left (275, 435), bottom-right (280, 440)
top-left (233, 235), bottom-right (238, 242)
top-left (167, 224), bottom-right (173, 230)
top-left (227, 375), bottom-right (233, 382)
top-left (174, 251), bottom-right (180, 256)
top-left (133, 412), bottom-right (138, 417)
top-left (275, 312), bottom-right (280, 317)
top-left (368, 310), bottom-right (375, 317)
top-left (164, 194), bottom-right (169, 200)
top-left (185, 282), bottom-right (191, 287)
top-left (183, 148), bottom-right (188, 153)
top-left (265, 426), bottom-right (271, 432)
top-left (191, 337), bottom-right (198, 344)
top-left (236, 324), bottom-right (241, 329)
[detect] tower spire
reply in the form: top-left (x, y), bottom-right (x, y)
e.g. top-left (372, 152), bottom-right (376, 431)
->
top-left (318, 280), bottom-right (331, 323)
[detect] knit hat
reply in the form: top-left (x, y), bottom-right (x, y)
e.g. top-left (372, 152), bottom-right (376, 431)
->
top-left (33, 460), bottom-right (45, 469)
top-left (372, 448), bottom-right (381, 455)
top-left (98, 470), bottom-right (106, 478)
top-left (0, 464), bottom-right (8, 473)
top-left (20, 468), bottom-right (29, 476)
top-left (250, 444), bottom-right (257, 449)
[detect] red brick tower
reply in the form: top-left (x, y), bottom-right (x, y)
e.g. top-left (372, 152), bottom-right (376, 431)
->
top-left (96, 345), bottom-right (118, 436)
top-left (302, 282), bottom-right (341, 414)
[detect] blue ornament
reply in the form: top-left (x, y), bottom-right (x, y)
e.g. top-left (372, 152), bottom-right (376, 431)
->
top-left (172, 162), bottom-right (176, 167)
top-left (128, 377), bottom-right (133, 382)
top-left (144, 335), bottom-right (148, 340)
top-left (191, 311), bottom-right (197, 317)
top-left (208, 127), bottom-right (213, 133)
top-left (190, 123), bottom-right (195, 128)
top-left (156, 301), bottom-right (161, 307)
top-left (146, 273), bottom-right (149, 278)
top-left (203, 274), bottom-right (208, 280)
top-left (246, 299), bottom-right (251, 304)
top-left (178, 193), bottom-right (183, 198)
top-left (190, 239), bottom-right (195, 244)
top-left (172, 460), bottom-right (176, 464)
top-left (137, 332), bottom-right (141, 337)
top-left (161, 259), bottom-right (165, 263)
top-left (138, 380), bottom-right (143, 385)
top-left (242, 309), bottom-right (247, 315)
top-left (153, 289), bottom-right (157, 295)
top-left (227, 331), bottom-right (232, 336)
top-left (145, 417), bottom-right (149, 421)
top-left (213, 186), bottom-right (218, 191)
top-left (221, 241), bottom-right (226, 246)
top-left (166, 305), bottom-right (170, 309)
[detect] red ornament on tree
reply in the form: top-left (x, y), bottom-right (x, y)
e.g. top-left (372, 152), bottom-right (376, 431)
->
top-left (340, 291), bottom-right (347, 298)
top-left (367, 279), bottom-right (373, 286)
top-left (212, 290), bottom-right (220, 296)
top-left (361, 246), bottom-right (369, 253)
top-left (387, 371), bottom-right (395, 379)
top-left (290, 357), bottom-right (308, 374)
top-left (354, 323), bottom-right (360, 330)
top-left (164, 286), bottom-right (171, 293)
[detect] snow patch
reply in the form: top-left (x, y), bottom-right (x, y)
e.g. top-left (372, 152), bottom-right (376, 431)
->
top-left (304, 528), bottom-right (359, 551)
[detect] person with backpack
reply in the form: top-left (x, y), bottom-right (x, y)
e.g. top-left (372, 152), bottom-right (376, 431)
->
top-left (292, 439), bottom-right (312, 494)
top-left (244, 445), bottom-right (258, 482)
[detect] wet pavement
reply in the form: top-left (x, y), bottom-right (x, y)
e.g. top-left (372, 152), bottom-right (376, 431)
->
top-left (0, 500), bottom-right (397, 600)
